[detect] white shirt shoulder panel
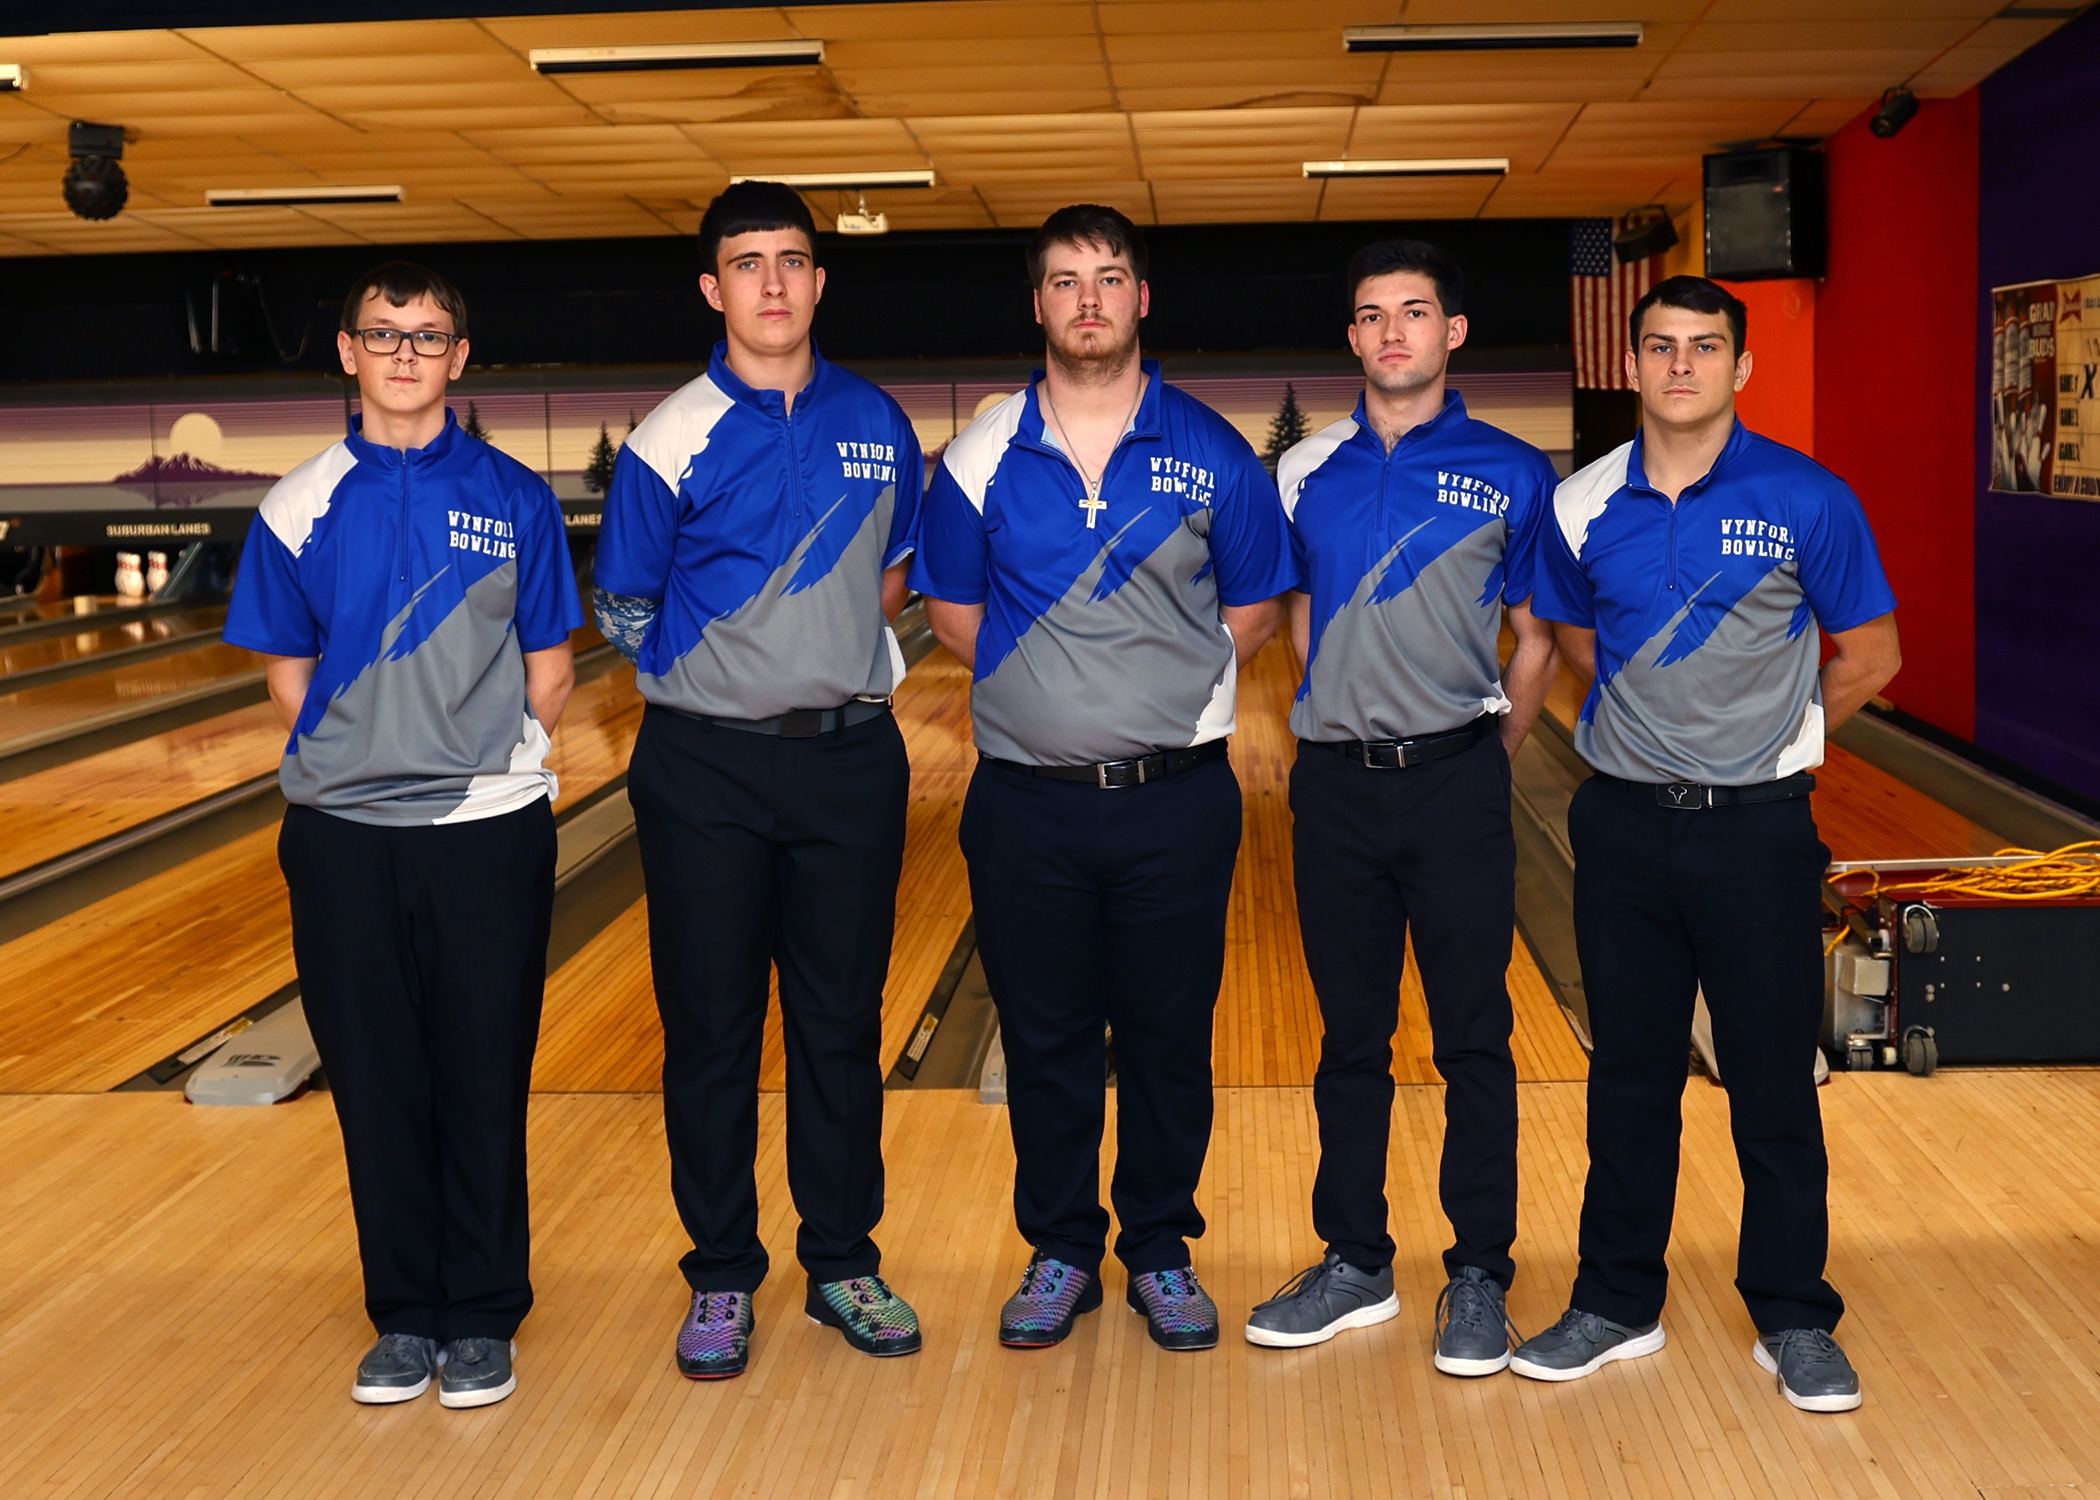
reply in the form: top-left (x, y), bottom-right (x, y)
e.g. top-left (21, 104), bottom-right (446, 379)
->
top-left (939, 390), bottom-right (1028, 515)
top-left (259, 441), bottom-right (358, 556)
top-left (626, 372), bottom-right (736, 491)
top-left (1552, 440), bottom-right (1634, 559)
top-left (1277, 415), bottom-right (1358, 521)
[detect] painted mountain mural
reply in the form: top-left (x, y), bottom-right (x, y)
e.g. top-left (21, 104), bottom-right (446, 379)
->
top-left (114, 454), bottom-right (281, 506)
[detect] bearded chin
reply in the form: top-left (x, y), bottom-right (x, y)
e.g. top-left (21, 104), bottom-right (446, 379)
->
top-left (1049, 322), bottom-right (1140, 382)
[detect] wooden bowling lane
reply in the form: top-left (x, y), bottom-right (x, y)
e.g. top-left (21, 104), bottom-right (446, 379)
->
top-left (533, 649), bottom-right (979, 1092)
top-left (0, 606), bottom-right (226, 682)
top-left (0, 702), bottom-right (283, 882)
top-left (1220, 640), bottom-right (1587, 1088)
top-left (1, 625), bottom-right (612, 882)
top-left (1537, 658), bottom-right (2007, 863)
top-left (0, 638), bottom-right (265, 751)
top-left (0, 663), bottom-right (644, 1094)
top-left (536, 641), bottom-right (1586, 1095)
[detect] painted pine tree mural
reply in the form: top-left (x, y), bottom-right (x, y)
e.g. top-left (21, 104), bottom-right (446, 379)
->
top-left (1262, 383), bottom-right (1309, 475)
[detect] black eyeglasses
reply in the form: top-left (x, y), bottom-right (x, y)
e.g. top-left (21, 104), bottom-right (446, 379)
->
top-left (352, 326), bottom-right (462, 356)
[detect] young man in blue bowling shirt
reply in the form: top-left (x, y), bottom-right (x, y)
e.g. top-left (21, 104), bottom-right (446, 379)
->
top-left (912, 205), bottom-right (1297, 1352)
top-left (593, 181), bottom-right (924, 1379)
top-left (1514, 275), bottom-right (1900, 1412)
top-left (225, 262), bottom-right (581, 1409)
top-left (1243, 240), bottom-right (1560, 1374)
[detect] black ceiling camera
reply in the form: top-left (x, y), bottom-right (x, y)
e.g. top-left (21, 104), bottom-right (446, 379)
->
top-left (63, 121), bottom-right (128, 221)
top-left (1870, 87), bottom-right (1920, 139)
top-left (1612, 205), bottom-right (1679, 263)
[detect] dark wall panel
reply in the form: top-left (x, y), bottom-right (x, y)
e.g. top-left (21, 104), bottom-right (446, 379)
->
top-left (1975, 3), bottom-right (2100, 801)
top-left (0, 219), bottom-right (1571, 385)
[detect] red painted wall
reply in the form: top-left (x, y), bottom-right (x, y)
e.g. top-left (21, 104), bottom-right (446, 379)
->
top-left (1813, 92), bottom-right (1980, 737)
top-left (1724, 279), bottom-right (1818, 456)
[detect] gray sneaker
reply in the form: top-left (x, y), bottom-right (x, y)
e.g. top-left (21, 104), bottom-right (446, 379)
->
top-left (351, 1332), bottom-right (440, 1404)
top-left (1509, 1308), bottom-right (1665, 1381)
top-left (1433, 1267), bottom-right (1516, 1377)
top-left (1754, 1328), bottom-right (1862, 1412)
top-left (1245, 1252), bottom-right (1399, 1349)
top-left (438, 1337), bottom-right (517, 1409)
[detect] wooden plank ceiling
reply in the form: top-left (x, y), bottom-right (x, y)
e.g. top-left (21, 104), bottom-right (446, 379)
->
top-left (0, 0), bottom-right (2068, 255)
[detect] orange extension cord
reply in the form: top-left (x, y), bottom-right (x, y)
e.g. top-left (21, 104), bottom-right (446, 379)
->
top-left (1869, 841), bottom-right (2100, 904)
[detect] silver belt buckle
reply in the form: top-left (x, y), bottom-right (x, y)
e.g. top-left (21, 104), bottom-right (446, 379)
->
top-left (1659, 781), bottom-right (1706, 809)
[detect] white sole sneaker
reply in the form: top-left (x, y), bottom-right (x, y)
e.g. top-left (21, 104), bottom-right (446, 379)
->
top-left (438, 1340), bottom-right (518, 1409)
top-left (351, 1375), bottom-right (431, 1404)
top-left (1752, 1339), bottom-right (1863, 1412)
top-left (1434, 1346), bottom-right (1513, 1378)
top-left (1509, 1323), bottom-right (1666, 1381)
top-left (1244, 1292), bottom-right (1400, 1349)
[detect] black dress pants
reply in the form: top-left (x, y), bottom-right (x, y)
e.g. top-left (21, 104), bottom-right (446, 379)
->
top-left (960, 755), bottom-right (1242, 1277)
top-left (1567, 776), bottom-right (1846, 1335)
top-left (278, 798), bottom-right (556, 1343)
top-left (628, 704), bottom-right (908, 1293)
top-left (1292, 733), bottom-right (1520, 1286)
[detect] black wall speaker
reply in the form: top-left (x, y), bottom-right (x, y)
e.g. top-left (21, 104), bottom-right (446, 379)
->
top-left (1703, 147), bottom-right (1826, 280)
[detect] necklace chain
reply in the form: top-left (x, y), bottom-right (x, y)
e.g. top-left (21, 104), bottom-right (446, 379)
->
top-left (1042, 377), bottom-right (1144, 500)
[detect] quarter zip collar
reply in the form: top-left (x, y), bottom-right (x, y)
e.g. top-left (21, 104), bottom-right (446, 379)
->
top-left (346, 408), bottom-right (463, 468)
top-left (1351, 387), bottom-right (1468, 457)
top-left (1018, 356), bottom-right (1165, 456)
top-left (1625, 417), bottom-right (1749, 502)
top-left (707, 338), bottom-right (827, 420)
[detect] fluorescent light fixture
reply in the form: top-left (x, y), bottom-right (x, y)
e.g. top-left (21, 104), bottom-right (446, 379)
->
top-left (1344, 22), bottom-right (1643, 52)
top-left (207, 185), bottom-right (405, 207)
top-left (0, 64), bottom-right (25, 91)
top-left (530, 41), bottom-right (824, 74)
top-left (730, 170), bottom-right (936, 190)
top-left (1304, 158), bottom-right (1509, 178)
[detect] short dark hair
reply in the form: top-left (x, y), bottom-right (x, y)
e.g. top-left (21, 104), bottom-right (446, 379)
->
top-left (698, 180), bottom-right (818, 274)
top-left (1347, 239), bottom-right (1464, 317)
top-left (1629, 274), bottom-right (1747, 353)
top-left (1027, 204), bottom-right (1148, 287)
top-left (340, 261), bottom-right (467, 337)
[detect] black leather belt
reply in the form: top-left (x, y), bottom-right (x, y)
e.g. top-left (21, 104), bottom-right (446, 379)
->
top-left (980, 738), bottom-right (1229, 789)
top-left (689, 699), bottom-right (891, 738)
top-left (1595, 771), bottom-right (1816, 809)
top-left (1301, 714), bottom-right (1497, 770)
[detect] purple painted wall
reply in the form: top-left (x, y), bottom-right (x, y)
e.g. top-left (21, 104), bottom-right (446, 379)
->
top-left (1976, 5), bottom-right (2100, 799)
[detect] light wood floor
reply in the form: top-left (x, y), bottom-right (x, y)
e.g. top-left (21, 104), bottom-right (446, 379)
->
top-left (2, 1074), bottom-right (2096, 1499)
top-left (0, 664), bottom-right (643, 1093)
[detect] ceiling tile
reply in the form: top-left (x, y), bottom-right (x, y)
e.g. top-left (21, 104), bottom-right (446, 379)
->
top-left (1148, 176), bottom-right (1323, 223)
top-left (1314, 175), bottom-right (1503, 221)
top-left (1131, 108), bottom-right (1353, 180)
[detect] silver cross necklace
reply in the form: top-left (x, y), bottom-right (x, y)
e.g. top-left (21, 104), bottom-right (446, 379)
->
top-left (1042, 378), bottom-right (1144, 530)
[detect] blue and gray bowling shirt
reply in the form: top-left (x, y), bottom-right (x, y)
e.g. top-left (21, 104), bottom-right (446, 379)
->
top-left (224, 412), bottom-right (582, 825)
top-left (594, 343), bottom-right (922, 719)
top-left (1531, 422), bottom-right (1897, 785)
top-left (909, 362), bottom-right (1298, 767)
top-left (1281, 390), bottom-right (1557, 742)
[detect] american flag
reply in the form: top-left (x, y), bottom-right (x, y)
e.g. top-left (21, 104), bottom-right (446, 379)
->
top-left (1570, 219), bottom-right (1657, 391)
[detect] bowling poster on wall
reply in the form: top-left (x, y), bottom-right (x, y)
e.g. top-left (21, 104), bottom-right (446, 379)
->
top-left (1991, 275), bottom-right (2100, 499)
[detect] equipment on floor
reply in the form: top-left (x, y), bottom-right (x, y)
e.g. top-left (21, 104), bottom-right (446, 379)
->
top-left (1823, 845), bottom-right (2100, 1072)
top-left (185, 1000), bottom-right (320, 1105)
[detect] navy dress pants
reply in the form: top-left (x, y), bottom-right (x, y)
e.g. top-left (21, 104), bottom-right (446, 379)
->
top-left (628, 704), bottom-right (908, 1294)
top-left (960, 755), bottom-right (1242, 1277)
top-left (1567, 776), bottom-right (1846, 1335)
top-left (1291, 732), bottom-right (1520, 1287)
